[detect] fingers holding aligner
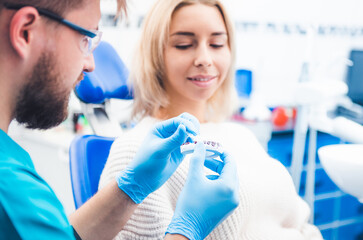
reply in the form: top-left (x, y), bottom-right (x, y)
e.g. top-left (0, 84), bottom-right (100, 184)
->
top-left (188, 142), bottom-right (206, 178)
top-left (156, 113), bottom-right (200, 139)
top-left (204, 158), bottom-right (224, 175)
top-left (179, 112), bottom-right (200, 133)
top-left (176, 113), bottom-right (200, 138)
top-left (218, 152), bottom-right (240, 205)
top-left (167, 124), bottom-right (189, 147)
top-left (219, 152), bottom-right (238, 181)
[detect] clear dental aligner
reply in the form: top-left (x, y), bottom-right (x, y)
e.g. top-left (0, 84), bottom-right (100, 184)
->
top-left (180, 139), bottom-right (224, 159)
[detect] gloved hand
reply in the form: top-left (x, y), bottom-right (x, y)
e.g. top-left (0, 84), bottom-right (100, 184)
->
top-left (166, 142), bottom-right (240, 240)
top-left (116, 113), bottom-right (200, 204)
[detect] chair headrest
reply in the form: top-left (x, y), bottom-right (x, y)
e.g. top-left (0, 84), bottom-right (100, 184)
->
top-left (75, 41), bottom-right (133, 104)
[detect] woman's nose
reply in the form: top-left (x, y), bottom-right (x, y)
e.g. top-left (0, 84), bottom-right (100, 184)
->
top-left (194, 46), bottom-right (212, 67)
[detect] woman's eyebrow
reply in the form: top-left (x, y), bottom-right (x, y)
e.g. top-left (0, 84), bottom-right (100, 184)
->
top-left (170, 31), bottom-right (227, 37)
top-left (171, 31), bottom-right (195, 36)
top-left (211, 32), bottom-right (227, 36)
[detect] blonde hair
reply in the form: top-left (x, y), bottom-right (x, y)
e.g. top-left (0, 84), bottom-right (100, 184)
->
top-left (116, 0), bottom-right (127, 19)
top-left (130, 0), bottom-right (238, 122)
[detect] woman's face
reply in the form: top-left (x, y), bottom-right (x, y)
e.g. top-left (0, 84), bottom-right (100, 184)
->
top-left (163, 3), bottom-right (231, 106)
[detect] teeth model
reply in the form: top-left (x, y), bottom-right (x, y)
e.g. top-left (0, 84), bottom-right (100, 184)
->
top-left (180, 139), bottom-right (224, 159)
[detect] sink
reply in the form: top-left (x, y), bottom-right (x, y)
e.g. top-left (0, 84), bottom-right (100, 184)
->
top-left (318, 144), bottom-right (363, 203)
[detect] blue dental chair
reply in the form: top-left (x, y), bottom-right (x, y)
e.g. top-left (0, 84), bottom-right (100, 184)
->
top-left (74, 41), bottom-right (133, 137)
top-left (69, 135), bottom-right (115, 209)
top-left (69, 41), bottom-right (133, 209)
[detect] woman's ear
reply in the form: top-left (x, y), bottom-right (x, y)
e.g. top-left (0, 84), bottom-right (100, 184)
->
top-left (9, 7), bottom-right (40, 59)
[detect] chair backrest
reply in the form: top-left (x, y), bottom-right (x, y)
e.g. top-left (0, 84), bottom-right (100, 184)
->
top-left (235, 69), bottom-right (252, 98)
top-left (75, 41), bottom-right (132, 103)
top-left (74, 41), bottom-right (133, 137)
top-left (69, 135), bottom-right (115, 209)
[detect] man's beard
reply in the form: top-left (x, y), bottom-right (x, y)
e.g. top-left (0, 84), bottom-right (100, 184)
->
top-left (14, 52), bottom-right (71, 130)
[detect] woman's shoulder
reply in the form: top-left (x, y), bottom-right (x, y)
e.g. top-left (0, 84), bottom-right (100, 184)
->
top-left (201, 120), bottom-right (269, 159)
top-left (203, 120), bottom-right (257, 139)
top-left (222, 120), bottom-right (253, 132)
top-left (112, 116), bottom-right (159, 146)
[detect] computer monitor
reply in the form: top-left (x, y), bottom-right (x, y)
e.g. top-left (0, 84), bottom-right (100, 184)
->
top-left (347, 50), bottom-right (363, 106)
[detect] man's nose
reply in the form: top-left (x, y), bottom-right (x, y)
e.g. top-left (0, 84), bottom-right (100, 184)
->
top-left (83, 53), bottom-right (95, 72)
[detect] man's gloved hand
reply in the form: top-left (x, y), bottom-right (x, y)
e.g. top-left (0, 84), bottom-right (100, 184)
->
top-left (166, 142), bottom-right (240, 240)
top-left (116, 113), bottom-right (200, 204)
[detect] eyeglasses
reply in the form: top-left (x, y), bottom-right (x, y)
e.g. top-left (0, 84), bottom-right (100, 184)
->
top-left (4, 2), bottom-right (102, 56)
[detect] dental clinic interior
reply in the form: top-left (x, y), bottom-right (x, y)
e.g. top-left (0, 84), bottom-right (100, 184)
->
top-left (8, 0), bottom-right (363, 239)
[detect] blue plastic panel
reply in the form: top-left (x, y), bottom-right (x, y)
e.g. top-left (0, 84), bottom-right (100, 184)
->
top-left (75, 41), bottom-right (133, 104)
top-left (69, 135), bottom-right (115, 209)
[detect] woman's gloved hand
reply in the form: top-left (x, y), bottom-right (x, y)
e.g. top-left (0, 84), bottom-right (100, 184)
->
top-left (116, 113), bottom-right (200, 204)
top-left (166, 142), bottom-right (240, 240)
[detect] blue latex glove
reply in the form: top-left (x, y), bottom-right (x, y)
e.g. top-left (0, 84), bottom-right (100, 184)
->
top-left (166, 142), bottom-right (240, 240)
top-left (116, 113), bottom-right (200, 204)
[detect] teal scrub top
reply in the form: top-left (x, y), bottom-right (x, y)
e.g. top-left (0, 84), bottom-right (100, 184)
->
top-left (0, 129), bottom-right (75, 240)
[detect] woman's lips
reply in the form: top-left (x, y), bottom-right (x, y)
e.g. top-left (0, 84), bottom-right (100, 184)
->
top-left (187, 75), bottom-right (217, 87)
top-left (187, 75), bottom-right (216, 82)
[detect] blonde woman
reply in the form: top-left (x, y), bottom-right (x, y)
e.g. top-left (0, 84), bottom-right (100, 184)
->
top-left (99, 0), bottom-right (323, 239)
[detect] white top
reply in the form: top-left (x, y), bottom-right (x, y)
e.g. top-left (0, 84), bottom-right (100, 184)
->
top-left (99, 117), bottom-right (323, 240)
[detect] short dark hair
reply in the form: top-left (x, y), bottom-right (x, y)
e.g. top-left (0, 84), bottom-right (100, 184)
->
top-left (0, 0), bottom-right (127, 17)
top-left (0, 0), bottom-right (85, 16)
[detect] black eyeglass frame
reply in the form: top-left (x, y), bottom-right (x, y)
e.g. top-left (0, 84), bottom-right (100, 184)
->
top-left (4, 2), bottom-right (97, 38)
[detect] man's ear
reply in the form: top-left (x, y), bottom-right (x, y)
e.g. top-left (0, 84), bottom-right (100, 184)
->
top-left (9, 7), bottom-right (41, 59)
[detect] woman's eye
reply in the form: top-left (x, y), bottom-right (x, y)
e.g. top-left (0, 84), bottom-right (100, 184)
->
top-left (210, 44), bottom-right (224, 48)
top-left (175, 45), bottom-right (192, 50)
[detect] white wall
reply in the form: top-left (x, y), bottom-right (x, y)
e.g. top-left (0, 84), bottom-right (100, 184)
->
top-left (100, 0), bottom-right (363, 106)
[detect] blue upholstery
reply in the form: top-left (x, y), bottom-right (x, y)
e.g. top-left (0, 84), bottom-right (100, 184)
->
top-left (75, 41), bottom-right (133, 104)
top-left (235, 69), bottom-right (252, 98)
top-left (69, 135), bottom-right (115, 209)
